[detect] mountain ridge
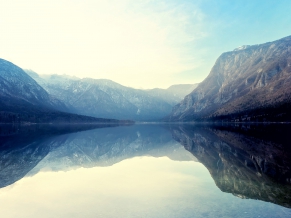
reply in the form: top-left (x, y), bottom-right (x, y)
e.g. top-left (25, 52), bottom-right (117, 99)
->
top-left (28, 72), bottom-right (198, 121)
top-left (0, 59), bottom-right (133, 124)
top-left (167, 35), bottom-right (291, 122)
top-left (0, 59), bottom-right (67, 111)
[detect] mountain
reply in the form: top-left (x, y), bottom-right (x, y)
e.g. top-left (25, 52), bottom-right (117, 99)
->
top-left (0, 59), bottom-right (67, 111)
top-left (167, 35), bottom-right (291, 122)
top-left (0, 59), bottom-right (132, 124)
top-left (28, 72), bottom-right (198, 121)
top-left (170, 124), bottom-right (291, 208)
top-left (146, 84), bottom-right (198, 105)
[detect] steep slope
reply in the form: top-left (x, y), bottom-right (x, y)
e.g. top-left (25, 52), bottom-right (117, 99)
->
top-left (25, 70), bottom-right (79, 110)
top-left (29, 73), bottom-right (186, 121)
top-left (0, 59), bottom-right (131, 123)
top-left (168, 35), bottom-right (291, 122)
top-left (0, 59), bottom-right (67, 111)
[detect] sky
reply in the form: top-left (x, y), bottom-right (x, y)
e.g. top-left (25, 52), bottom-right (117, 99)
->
top-left (1, 0), bottom-right (291, 89)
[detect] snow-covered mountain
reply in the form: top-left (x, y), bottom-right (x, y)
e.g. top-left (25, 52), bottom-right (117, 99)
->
top-left (28, 72), bottom-right (197, 121)
top-left (0, 59), bottom-right (67, 111)
top-left (167, 35), bottom-right (291, 122)
top-left (0, 59), bottom-right (131, 124)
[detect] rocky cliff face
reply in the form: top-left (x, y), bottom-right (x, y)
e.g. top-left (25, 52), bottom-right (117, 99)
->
top-left (168, 35), bottom-right (291, 121)
top-left (170, 124), bottom-right (291, 208)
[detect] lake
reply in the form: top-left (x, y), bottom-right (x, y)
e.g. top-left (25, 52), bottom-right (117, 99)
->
top-left (0, 123), bottom-right (290, 218)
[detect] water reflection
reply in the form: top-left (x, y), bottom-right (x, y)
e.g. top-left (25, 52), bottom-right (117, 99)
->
top-left (0, 123), bottom-right (129, 188)
top-left (0, 123), bottom-right (290, 217)
top-left (28, 124), bottom-right (194, 174)
top-left (0, 124), bottom-right (193, 188)
top-left (170, 124), bottom-right (291, 208)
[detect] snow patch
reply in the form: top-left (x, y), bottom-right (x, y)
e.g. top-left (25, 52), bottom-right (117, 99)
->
top-left (234, 45), bottom-right (251, 51)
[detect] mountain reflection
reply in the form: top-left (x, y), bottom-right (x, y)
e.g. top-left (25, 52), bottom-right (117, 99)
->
top-left (170, 124), bottom-right (291, 208)
top-left (1, 123), bottom-right (291, 209)
top-left (0, 124), bottom-right (191, 188)
top-left (28, 125), bottom-right (193, 174)
top-left (0, 123), bottom-right (128, 188)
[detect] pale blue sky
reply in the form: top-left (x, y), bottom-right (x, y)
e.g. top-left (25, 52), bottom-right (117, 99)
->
top-left (0, 0), bottom-right (290, 88)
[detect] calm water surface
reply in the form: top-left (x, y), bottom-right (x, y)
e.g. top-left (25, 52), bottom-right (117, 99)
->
top-left (0, 124), bottom-right (290, 218)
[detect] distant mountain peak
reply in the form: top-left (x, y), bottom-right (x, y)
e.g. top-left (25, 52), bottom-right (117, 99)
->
top-left (49, 74), bottom-right (80, 80)
top-left (81, 78), bottom-right (121, 86)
